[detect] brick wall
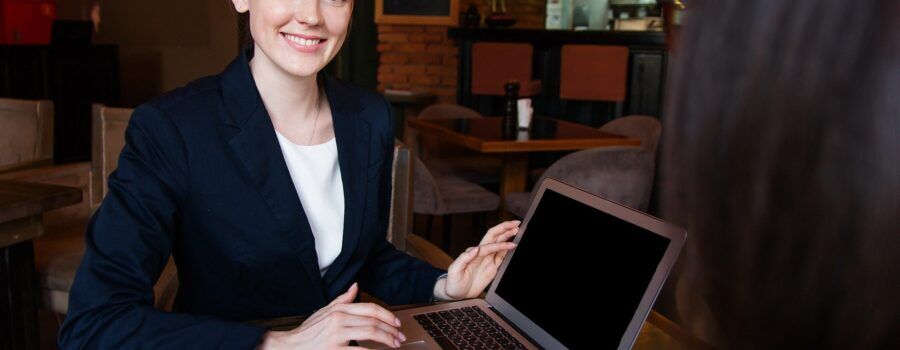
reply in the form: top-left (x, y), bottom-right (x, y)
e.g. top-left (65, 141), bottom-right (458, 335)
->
top-left (376, 0), bottom-right (546, 104)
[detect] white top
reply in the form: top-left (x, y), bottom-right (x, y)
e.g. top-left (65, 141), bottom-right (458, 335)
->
top-left (275, 131), bottom-right (344, 276)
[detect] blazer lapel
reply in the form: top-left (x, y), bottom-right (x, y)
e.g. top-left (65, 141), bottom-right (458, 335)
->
top-left (220, 48), bottom-right (326, 302)
top-left (321, 75), bottom-right (371, 286)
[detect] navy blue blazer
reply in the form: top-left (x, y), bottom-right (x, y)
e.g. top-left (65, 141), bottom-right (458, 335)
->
top-left (59, 48), bottom-right (446, 349)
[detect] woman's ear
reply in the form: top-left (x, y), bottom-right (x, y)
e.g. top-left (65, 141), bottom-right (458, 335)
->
top-left (231, 0), bottom-right (250, 14)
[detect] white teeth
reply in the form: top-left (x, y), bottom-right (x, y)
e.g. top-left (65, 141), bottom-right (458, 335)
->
top-left (284, 33), bottom-right (320, 47)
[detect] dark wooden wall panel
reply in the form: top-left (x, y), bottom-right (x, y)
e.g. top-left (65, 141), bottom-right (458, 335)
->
top-left (0, 45), bottom-right (120, 163)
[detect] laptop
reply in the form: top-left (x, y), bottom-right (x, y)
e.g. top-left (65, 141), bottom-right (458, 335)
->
top-left (361, 178), bottom-right (686, 349)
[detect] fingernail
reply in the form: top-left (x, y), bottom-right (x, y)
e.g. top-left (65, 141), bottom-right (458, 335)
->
top-left (399, 332), bottom-right (407, 341)
top-left (395, 317), bottom-right (402, 326)
top-left (395, 339), bottom-right (402, 347)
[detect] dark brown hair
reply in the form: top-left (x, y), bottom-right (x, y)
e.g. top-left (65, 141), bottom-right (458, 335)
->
top-left (663, 1), bottom-right (899, 348)
top-left (238, 11), bottom-right (252, 47)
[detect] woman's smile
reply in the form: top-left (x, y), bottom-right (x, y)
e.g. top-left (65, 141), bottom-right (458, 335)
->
top-left (236, 0), bottom-right (352, 78)
top-left (280, 32), bottom-right (327, 53)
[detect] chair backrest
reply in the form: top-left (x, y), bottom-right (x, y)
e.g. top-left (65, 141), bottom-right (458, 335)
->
top-left (537, 146), bottom-right (654, 211)
top-left (85, 105), bottom-right (181, 309)
top-left (387, 141), bottom-right (414, 251)
top-left (471, 42), bottom-right (534, 96)
top-left (560, 44), bottom-right (629, 102)
top-left (535, 116), bottom-right (661, 211)
top-left (405, 234), bottom-right (453, 270)
top-left (412, 155), bottom-right (445, 215)
top-left (599, 115), bottom-right (662, 155)
top-left (0, 98), bottom-right (54, 172)
top-left (90, 104), bottom-right (134, 208)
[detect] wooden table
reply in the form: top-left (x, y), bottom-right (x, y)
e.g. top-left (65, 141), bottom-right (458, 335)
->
top-left (254, 303), bottom-right (711, 350)
top-left (0, 180), bottom-right (82, 350)
top-left (407, 117), bottom-right (641, 199)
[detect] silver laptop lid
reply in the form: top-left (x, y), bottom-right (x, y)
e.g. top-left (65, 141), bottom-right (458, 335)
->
top-left (485, 178), bottom-right (686, 349)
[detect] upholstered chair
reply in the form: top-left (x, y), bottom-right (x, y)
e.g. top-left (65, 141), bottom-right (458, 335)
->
top-left (0, 98), bottom-right (54, 173)
top-left (507, 116), bottom-right (661, 217)
top-left (413, 155), bottom-right (499, 252)
top-left (0, 105), bottom-right (177, 314)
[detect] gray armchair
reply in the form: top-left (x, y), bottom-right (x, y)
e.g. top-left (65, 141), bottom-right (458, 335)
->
top-left (599, 115), bottom-right (662, 155)
top-left (413, 154), bottom-right (499, 252)
top-left (508, 116), bottom-right (661, 217)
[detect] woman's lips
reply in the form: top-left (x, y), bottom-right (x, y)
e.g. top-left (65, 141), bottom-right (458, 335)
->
top-left (281, 32), bottom-right (326, 53)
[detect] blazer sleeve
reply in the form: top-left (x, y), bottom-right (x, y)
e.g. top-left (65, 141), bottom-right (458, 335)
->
top-left (58, 104), bottom-right (266, 349)
top-left (357, 97), bottom-right (447, 305)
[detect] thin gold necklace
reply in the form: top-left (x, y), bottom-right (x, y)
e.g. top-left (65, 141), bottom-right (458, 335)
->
top-left (306, 87), bottom-right (321, 145)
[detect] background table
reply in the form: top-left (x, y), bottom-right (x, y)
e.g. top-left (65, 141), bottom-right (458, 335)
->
top-left (385, 90), bottom-right (436, 141)
top-left (0, 180), bottom-right (82, 350)
top-left (407, 117), bottom-right (641, 199)
top-left (254, 303), bottom-right (711, 350)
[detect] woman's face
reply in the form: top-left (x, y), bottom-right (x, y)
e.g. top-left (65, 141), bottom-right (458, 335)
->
top-left (232, 0), bottom-right (352, 78)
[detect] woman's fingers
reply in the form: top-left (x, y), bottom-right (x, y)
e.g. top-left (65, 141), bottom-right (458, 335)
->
top-left (305, 282), bottom-right (358, 326)
top-left (449, 246), bottom-right (480, 277)
top-left (494, 248), bottom-right (511, 265)
top-left (329, 282), bottom-right (358, 306)
top-left (341, 325), bottom-right (404, 349)
top-left (330, 302), bottom-right (402, 328)
top-left (284, 288), bottom-right (407, 349)
top-left (474, 242), bottom-right (518, 257)
top-left (333, 312), bottom-right (405, 341)
top-left (498, 227), bottom-right (519, 242)
top-left (450, 241), bottom-right (518, 277)
top-left (480, 221), bottom-right (521, 244)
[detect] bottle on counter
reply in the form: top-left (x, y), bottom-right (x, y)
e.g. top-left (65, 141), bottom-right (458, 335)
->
top-left (503, 80), bottom-right (520, 138)
top-left (464, 4), bottom-right (481, 28)
top-left (545, 0), bottom-right (564, 29)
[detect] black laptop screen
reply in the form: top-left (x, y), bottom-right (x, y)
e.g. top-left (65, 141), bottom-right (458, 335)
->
top-left (494, 189), bottom-right (670, 348)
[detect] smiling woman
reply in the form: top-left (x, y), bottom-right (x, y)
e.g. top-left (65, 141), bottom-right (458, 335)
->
top-left (234, 0), bottom-right (352, 78)
top-left (57, 0), bottom-right (520, 349)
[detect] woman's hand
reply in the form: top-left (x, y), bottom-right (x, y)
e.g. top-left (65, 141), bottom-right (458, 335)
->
top-left (434, 221), bottom-right (521, 301)
top-left (259, 283), bottom-right (406, 349)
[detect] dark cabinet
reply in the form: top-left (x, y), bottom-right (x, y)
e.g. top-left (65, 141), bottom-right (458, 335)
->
top-left (0, 46), bottom-right (48, 99)
top-left (0, 45), bottom-right (120, 163)
top-left (627, 50), bottom-right (665, 118)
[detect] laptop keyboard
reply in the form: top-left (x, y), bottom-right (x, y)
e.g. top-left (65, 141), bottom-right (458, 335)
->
top-left (413, 306), bottom-right (528, 350)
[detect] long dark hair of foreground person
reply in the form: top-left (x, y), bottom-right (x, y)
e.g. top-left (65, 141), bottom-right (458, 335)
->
top-left (663, 1), bottom-right (899, 348)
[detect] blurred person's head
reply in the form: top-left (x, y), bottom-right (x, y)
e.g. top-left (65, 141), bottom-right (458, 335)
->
top-left (664, 1), bottom-right (899, 348)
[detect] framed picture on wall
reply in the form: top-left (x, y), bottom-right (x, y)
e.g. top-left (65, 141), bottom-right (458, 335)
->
top-left (375, 0), bottom-right (460, 26)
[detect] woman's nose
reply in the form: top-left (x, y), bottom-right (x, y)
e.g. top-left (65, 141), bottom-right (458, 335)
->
top-left (294, 0), bottom-right (322, 26)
